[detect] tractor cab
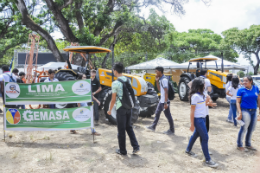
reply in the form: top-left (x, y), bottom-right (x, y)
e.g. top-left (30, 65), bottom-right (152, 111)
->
top-left (178, 57), bottom-right (227, 101)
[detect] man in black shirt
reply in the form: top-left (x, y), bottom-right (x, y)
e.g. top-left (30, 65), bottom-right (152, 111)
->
top-left (91, 70), bottom-right (102, 123)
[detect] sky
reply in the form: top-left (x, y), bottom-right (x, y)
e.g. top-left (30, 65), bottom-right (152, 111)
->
top-left (140, 0), bottom-right (260, 68)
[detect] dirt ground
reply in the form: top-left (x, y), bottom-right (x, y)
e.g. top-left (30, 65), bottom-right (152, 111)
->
top-left (0, 96), bottom-right (260, 173)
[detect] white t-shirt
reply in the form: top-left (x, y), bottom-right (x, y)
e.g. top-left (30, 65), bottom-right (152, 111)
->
top-left (191, 93), bottom-right (207, 118)
top-left (159, 76), bottom-right (169, 103)
top-left (228, 86), bottom-right (240, 100)
top-left (226, 81), bottom-right (231, 98)
top-left (0, 72), bottom-right (17, 82)
top-left (44, 78), bottom-right (59, 82)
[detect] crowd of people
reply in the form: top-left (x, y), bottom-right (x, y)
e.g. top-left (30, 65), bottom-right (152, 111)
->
top-left (1, 63), bottom-right (259, 169)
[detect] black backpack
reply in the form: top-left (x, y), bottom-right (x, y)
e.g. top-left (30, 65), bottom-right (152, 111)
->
top-left (117, 78), bottom-right (136, 109)
top-left (160, 76), bottom-right (175, 100)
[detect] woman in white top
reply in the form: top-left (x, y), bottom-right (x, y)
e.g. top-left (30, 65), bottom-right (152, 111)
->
top-left (185, 77), bottom-right (218, 168)
top-left (226, 74), bottom-right (233, 123)
top-left (226, 75), bottom-right (240, 126)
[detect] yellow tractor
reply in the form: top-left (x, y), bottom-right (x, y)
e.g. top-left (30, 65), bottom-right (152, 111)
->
top-left (56, 46), bottom-right (158, 124)
top-left (178, 57), bottom-right (227, 101)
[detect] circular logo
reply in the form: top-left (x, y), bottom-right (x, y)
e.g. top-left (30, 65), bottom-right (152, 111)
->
top-left (72, 108), bottom-right (91, 122)
top-left (5, 82), bottom-right (20, 98)
top-left (6, 109), bottom-right (21, 125)
top-left (72, 81), bottom-right (90, 95)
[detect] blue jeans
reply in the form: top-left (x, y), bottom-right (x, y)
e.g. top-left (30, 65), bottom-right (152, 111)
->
top-left (230, 100), bottom-right (237, 126)
top-left (186, 118), bottom-right (211, 161)
top-left (226, 96), bottom-right (233, 121)
top-left (151, 102), bottom-right (174, 132)
top-left (237, 109), bottom-right (257, 147)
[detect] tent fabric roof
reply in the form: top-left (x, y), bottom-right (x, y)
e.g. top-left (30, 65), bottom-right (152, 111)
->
top-left (176, 55), bottom-right (246, 70)
top-left (37, 62), bottom-right (80, 71)
top-left (125, 57), bottom-right (181, 70)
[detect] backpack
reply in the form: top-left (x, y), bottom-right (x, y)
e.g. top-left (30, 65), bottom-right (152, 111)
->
top-left (6, 73), bottom-right (16, 82)
top-left (117, 78), bottom-right (136, 109)
top-left (160, 76), bottom-right (175, 100)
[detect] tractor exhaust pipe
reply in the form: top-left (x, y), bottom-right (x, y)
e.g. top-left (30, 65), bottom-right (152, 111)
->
top-left (221, 52), bottom-right (224, 73)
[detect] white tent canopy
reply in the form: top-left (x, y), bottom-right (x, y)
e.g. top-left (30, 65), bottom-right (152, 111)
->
top-left (125, 57), bottom-right (185, 70)
top-left (37, 62), bottom-right (80, 71)
top-left (169, 55), bottom-right (246, 70)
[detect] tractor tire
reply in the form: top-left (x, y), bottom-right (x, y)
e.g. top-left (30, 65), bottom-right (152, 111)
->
top-left (103, 90), bottom-right (140, 125)
top-left (178, 77), bottom-right (191, 101)
top-left (54, 70), bottom-right (78, 108)
top-left (139, 82), bottom-right (158, 117)
top-left (98, 87), bottom-right (111, 109)
top-left (55, 71), bottom-right (77, 81)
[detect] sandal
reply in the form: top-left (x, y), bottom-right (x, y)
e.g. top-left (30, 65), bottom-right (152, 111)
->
top-left (70, 130), bottom-right (78, 134)
top-left (245, 146), bottom-right (257, 151)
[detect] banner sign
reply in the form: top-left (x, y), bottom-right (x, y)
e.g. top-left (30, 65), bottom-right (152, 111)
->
top-left (5, 106), bottom-right (93, 131)
top-left (4, 79), bottom-right (92, 104)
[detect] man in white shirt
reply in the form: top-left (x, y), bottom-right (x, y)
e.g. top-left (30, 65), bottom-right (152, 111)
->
top-left (146, 66), bottom-right (174, 135)
top-left (44, 69), bottom-right (59, 108)
top-left (0, 65), bottom-right (18, 109)
top-left (44, 69), bottom-right (59, 82)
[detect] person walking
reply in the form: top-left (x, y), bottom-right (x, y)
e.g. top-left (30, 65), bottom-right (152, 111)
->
top-left (185, 77), bottom-right (218, 168)
top-left (0, 65), bottom-right (17, 109)
top-left (107, 62), bottom-right (140, 155)
top-left (237, 76), bottom-right (259, 151)
top-left (90, 70), bottom-right (102, 124)
top-left (44, 69), bottom-right (59, 109)
top-left (226, 75), bottom-right (240, 126)
top-left (226, 74), bottom-right (233, 123)
top-left (146, 66), bottom-right (174, 135)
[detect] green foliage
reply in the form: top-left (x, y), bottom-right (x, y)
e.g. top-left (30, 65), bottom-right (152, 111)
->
top-left (237, 71), bottom-right (245, 78)
top-left (222, 25), bottom-right (260, 74)
top-left (164, 29), bottom-right (238, 63)
top-left (248, 72), bottom-right (254, 76)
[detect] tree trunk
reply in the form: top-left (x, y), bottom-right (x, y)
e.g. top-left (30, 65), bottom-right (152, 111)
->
top-left (45, 0), bottom-right (78, 42)
top-left (16, 0), bottom-right (64, 62)
top-left (254, 53), bottom-right (260, 75)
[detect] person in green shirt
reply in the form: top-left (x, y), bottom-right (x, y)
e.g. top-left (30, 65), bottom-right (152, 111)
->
top-left (107, 62), bottom-right (140, 155)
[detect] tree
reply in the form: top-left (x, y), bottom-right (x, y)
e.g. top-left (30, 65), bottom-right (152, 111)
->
top-left (222, 25), bottom-right (260, 75)
top-left (0, 1), bottom-right (30, 60)
top-left (164, 29), bottom-right (238, 63)
top-left (248, 72), bottom-right (254, 76)
top-left (237, 70), bottom-right (245, 78)
top-left (11, 0), bottom-right (210, 66)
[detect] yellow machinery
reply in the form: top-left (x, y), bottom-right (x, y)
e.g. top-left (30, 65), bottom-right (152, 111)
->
top-left (58, 46), bottom-right (158, 124)
top-left (178, 57), bottom-right (227, 101)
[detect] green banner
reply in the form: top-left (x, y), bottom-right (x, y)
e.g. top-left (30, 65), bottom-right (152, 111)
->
top-left (4, 80), bottom-right (92, 104)
top-left (5, 106), bottom-right (93, 131)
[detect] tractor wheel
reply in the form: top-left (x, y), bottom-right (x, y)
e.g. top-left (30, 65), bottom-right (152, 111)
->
top-left (54, 70), bottom-right (78, 108)
top-left (178, 77), bottom-right (190, 101)
top-left (55, 71), bottom-right (77, 81)
top-left (103, 90), bottom-right (140, 125)
top-left (98, 87), bottom-right (111, 109)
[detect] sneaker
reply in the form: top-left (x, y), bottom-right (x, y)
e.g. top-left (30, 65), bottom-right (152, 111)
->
top-left (226, 119), bottom-right (233, 123)
top-left (133, 148), bottom-right (140, 154)
top-left (185, 151), bottom-right (197, 158)
top-left (146, 125), bottom-right (155, 131)
top-left (205, 160), bottom-right (218, 168)
top-left (115, 149), bottom-right (126, 155)
top-left (163, 129), bottom-right (174, 135)
top-left (209, 151), bottom-right (213, 155)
